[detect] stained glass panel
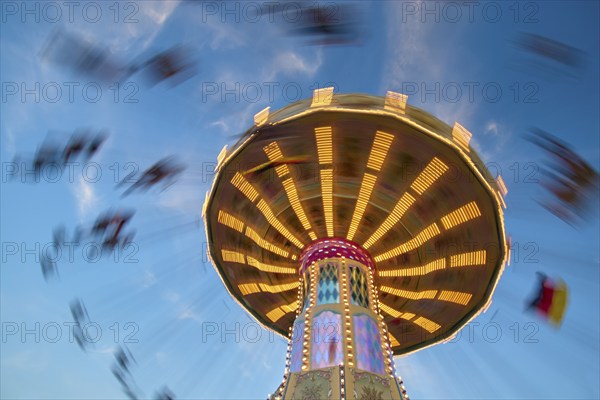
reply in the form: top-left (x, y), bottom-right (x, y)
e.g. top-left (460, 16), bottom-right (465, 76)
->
top-left (311, 311), bottom-right (343, 369)
top-left (349, 265), bottom-right (369, 307)
top-left (302, 271), bottom-right (310, 311)
top-left (316, 263), bottom-right (339, 305)
top-left (353, 314), bottom-right (385, 375)
top-left (290, 319), bottom-right (305, 372)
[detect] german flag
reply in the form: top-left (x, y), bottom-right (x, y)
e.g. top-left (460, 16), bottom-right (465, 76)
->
top-left (527, 273), bottom-right (568, 327)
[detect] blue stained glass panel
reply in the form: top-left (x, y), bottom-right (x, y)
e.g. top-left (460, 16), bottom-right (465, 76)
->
top-left (302, 271), bottom-right (310, 311)
top-left (349, 265), bottom-right (369, 308)
top-left (316, 263), bottom-right (339, 305)
top-left (353, 314), bottom-right (385, 375)
top-left (311, 311), bottom-right (343, 369)
top-left (290, 319), bottom-right (305, 372)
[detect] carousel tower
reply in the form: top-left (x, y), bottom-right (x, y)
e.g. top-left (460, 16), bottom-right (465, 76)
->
top-left (203, 89), bottom-right (508, 399)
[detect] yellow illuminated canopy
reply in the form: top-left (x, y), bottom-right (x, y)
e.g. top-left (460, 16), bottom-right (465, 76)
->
top-left (204, 93), bottom-right (507, 356)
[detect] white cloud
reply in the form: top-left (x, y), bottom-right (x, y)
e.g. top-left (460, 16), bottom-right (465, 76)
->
top-left (210, 119), bottom-right (229, 132)
top-left (139, 270), bottom-right (157, 289)
top-left (381, 1), bottom-right (474, 126)
top-left (154, 351), bottom-right (168, 365)
top-left (485, 121), bottom-right (499, 135)
top-left (137, 1), bottom-right (181, 50)
top-left (204, 18), bottom-right (248, 50)
top-left (71, 177), bottom-right (99, 222)
top-left (158, 184), bottom-right (202, 214)
top-left (262, 357), bottom-right (273, 370)
top-left (162, 290), bottom-right (181, 304)
top-left (177, 305), bottom-right (202, 323)
top-left (383, 1), bottom-right (433, 89)
top-left (264, 50), bottom-right (323, 81)
top-left (64, 1), bottom-right (180, 54)
top-left (475, 120), bottom-right (512, 161)
top-left (382, 3), bottom-right (519, 166)
top-left (142, 1), bottom-right (180, 25)
top-left (204, 47), bottom-right (323, 134)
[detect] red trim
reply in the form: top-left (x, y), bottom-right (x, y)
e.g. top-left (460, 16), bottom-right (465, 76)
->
top-left (299, 237), bottom-right (375, 274)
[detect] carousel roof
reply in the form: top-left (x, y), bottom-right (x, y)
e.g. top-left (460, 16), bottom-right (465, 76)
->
top-left (203, 90), bottom-right (508, 355)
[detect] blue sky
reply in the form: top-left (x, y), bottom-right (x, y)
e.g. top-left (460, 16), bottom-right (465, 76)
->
top-left (1, 1), bottom-right (599, 399)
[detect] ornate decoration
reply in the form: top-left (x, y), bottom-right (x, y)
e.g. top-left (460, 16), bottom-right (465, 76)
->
top-left (352, 370), bottom-right (390, 387)
top-left (356, 385), bottom-right (384, 400)
top-left (295, 368), bottom-right (333, 385)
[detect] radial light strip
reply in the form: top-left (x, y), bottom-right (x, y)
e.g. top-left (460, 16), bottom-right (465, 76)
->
top-left (410, 157), bottom-right (449, 195)
top-left (238, 281), bottom-right (299, 295)
top-left (378, 302), bottom-right (422, 322)
top-left (315, 127), bottom-right (333, 164)
top-left (379, 286), bottom-right (438, 300)
top-left (231, 172), bottom-right (259, 202)
top-left (440, 201), bottom-right (481, 230)
top-left (346, 131), bottom-right (394, 241)
top-left (347, 173), bottom-right (377, 241)
top-left (450, 250), bottom-right (487, 267)
top-left (402, 312), bottom-right (416, 320)
top-left (238, 283), bottom-right (260, 295)
top-left (366, 131), bottom-right (394, 171)
top-left (320, 169), bottom-right (334, 237)
top-left (378, 258), bottom-right (446, 277)
top-left (245, 226), bottom-right (290, 258)
top-left (363, 193), bottom-right (415, 249)
top-left (372, 202), bottom-right (481, 263)
top-left (221, 250), bottom-right (245, 264)
top-left (374, 223), bottom-right (441, 262)
top-left (256, 200), bottom-right (304, 248)
top-left (315, 127), bottom-right (334, 238)
top-left (263, 142), bottom-right (289, 177)
top-left (363, 157), bottom-right (448, 250)
top-left (263, 142), bottom-right (314, 232)
top-left (388, 332), bottom-right (401, 347)
top-left (266, 301), bottom-right (299, 322)
top-left (413, 316), bottom-right (441, 333)
top-left (218, 210), bottom-right (245, 233)
top-left (223, 251), bottom-right (295, 274)
top-left (247, 256), bottom-right (296, 274)
top-left (379, 302), bottom-right (441, 334)
top-left (282, 178), bottom-right (312, 231)
top-left (437, 290), bottom-right (472, 305)
top-left (378, 302), bottom-right (403, 318)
